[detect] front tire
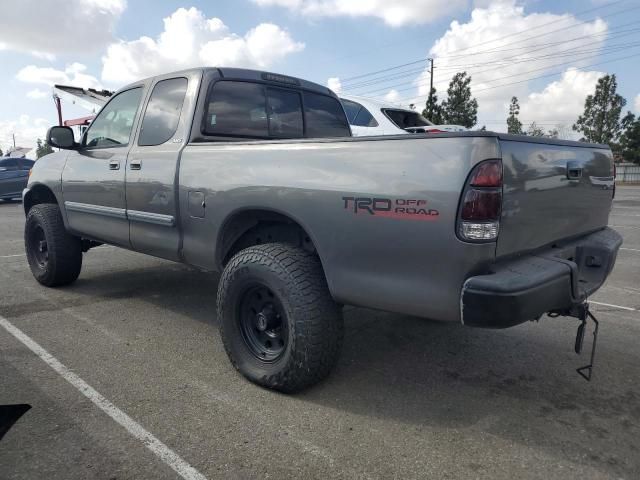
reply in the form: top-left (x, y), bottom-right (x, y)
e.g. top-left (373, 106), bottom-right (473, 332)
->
top-left (25, 204), bottom-right (82, 287)
top-left (217, 243), bottom-right (343, 393)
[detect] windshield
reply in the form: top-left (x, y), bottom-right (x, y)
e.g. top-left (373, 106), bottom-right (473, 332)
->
top-left (382, 109), bottom-right (433, 129)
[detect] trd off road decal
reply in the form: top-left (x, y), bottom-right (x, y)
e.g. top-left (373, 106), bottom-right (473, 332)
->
top-left (342, 197), bottom-right (439, 221)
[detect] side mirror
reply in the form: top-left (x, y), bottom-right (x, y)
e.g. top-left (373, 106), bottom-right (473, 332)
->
top-left (47, 126), bottom-right (77, 150)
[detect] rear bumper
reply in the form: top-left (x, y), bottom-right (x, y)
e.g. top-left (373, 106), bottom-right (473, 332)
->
top-left (461, 227), bottom-right (622, 328)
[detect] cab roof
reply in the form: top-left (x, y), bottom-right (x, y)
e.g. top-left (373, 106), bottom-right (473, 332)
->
top-left (122, 67), bottom-right (336, 98)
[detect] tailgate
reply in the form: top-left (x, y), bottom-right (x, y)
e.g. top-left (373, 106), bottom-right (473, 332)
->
top-left (497, 139), bottom-right (614, 257)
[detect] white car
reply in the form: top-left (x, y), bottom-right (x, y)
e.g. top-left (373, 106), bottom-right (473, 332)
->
top-left (339, 94), bottom-right (467, 137)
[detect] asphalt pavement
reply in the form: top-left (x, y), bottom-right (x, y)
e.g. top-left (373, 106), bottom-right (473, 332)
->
top-left (1, 187), bottom-right (639, 480)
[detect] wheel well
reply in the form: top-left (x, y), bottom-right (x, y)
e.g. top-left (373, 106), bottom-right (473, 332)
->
top-left (23, 185), bottom-right (58, 215)
top-left (219, 210), bottom-right (317, 267)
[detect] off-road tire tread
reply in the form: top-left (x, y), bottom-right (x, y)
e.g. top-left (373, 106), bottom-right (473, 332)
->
top-left (217, 243), bottom-right (343, 392)
top-left (25, 204), bottom-right (82, 287)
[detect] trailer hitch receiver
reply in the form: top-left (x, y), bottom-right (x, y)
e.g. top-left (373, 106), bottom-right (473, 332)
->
top-left (550, 302), bottom-right (600, 381)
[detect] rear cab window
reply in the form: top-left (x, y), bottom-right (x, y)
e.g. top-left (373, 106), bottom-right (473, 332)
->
top-left (202, 80), bottom-right (350, 140)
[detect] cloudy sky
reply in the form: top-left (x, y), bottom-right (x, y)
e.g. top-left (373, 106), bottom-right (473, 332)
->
top-left (1, 0), bottom-right (639, 151)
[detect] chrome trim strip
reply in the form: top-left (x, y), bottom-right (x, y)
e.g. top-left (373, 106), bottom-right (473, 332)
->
top-left (127, 209), bottom-right (175, 227)
top-left (65, 201), bottom-right (127, 219)
top-left (64, 201), bottom-right (175, 226)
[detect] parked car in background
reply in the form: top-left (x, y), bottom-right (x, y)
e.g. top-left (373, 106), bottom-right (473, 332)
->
top-left (340, 94), bottom-right (467, 136)
top-left (0, 157), bottom-right (34, 201)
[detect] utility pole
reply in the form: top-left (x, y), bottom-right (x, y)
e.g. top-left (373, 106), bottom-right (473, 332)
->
top-left (427, 58), bottom-right (434, 113)
top-left (13, 133), bottom-right (16, 149)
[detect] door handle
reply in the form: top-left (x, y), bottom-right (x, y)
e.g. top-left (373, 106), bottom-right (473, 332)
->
top-left (130, 160), bottom-right (142, 170)
top-left (109, 160), bottom-right (120, 170)
top-left (566, 161), bottom-right (583, 180)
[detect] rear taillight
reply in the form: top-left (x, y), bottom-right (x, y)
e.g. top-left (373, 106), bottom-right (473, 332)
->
top-left (425, 128), bottom-right (447, 134)
top-left (457, 159), bottom-right (502, 242)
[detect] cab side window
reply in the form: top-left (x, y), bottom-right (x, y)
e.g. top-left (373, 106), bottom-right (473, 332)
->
top-left (84, 87), bottom-right (143, 148)
top-left (139, 78), bottom-right (188, 146)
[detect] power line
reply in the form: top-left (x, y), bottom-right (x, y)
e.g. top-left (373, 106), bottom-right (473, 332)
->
top-left (396, 50), bottom-right (640, 104)
top-left (349, 38), bottom-right (640, 97)
top-left (331, 0), bottom-right (629, 72)
top-left (340, 20), bottom-right (640, 92)
top-left (434, 0), bottom-right (629, 57)
top-left (341, 59), bottom-right (426, 83)
top-left (338, 1), bottom-right (637, 84)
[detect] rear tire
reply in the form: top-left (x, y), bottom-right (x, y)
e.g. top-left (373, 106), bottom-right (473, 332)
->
top-left (25, 204), bottom-right (82, 287)
top-left (217, 243), bottom-right (343, 393)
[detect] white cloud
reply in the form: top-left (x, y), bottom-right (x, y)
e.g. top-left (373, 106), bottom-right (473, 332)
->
top-left (26, 88), bottom-right (49, 100)
top-left (0, 0), bottom-right (125, 57)
top-left (520, 68), bottom-right (603, 130)
top-left (252, 0), bottom-right (468, 27)
top-left (327, 77), bottom-right (342, 93)
top-left (634, 94), bottom-right (640, 114)
top-left (384, 89), bottom-right (400, 103)
top-left (396, 0), bottom-right (608, 129)
top-left (0, 115), bottom-right (51, 151)
top-left (17, 63), bottom-right (102, 89)
top-left (101, 7), bottom-right (304, 85)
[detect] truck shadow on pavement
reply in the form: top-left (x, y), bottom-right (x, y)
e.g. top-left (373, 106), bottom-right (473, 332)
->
top-left (26, 260), bottom-right (640, 479)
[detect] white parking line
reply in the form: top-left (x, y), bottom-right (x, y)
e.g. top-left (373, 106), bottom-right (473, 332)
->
top-left (0, 315), bottom-right (208, 480)
top-left (611, 213), bottom-right (640, 217)
top-left (590, 301), bottom-right (637, 312)
top-left (610, 225), bottom-right (640, 229)
top-left (621, 247), bottom-right (640, 253)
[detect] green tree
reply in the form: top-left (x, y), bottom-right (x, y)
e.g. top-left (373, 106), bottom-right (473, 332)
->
top-left (442, 72), bottom-right (478, 128)
top-left (422, 87), bottom-right (445, 124)
top-left (35, 138), bottom-right (54, 159)
top-left (0, 146), bottom-right (3, 156)
top-left (573, 74), bottom-right (626, 144)
top-left (526, 121), bottom-right (545, 137)
top-left (506, 96), bottom-right (522, 134)
top-left (619, 112), bottom-right (640, 164)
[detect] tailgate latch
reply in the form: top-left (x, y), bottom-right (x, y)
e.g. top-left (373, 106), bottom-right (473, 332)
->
top-left (566, 161), bottom-right (583, 180)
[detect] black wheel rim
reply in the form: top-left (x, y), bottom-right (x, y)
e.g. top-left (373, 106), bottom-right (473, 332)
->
top-left (28, 224), bottom-right (48, 268)
top-left (238, 284), bottom-right (288, 362)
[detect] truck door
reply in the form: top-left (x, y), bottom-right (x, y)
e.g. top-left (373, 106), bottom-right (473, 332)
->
top-left (61, 86), bottom-right (145, 247)
top-left (125, 74), bottom-right (194, 260)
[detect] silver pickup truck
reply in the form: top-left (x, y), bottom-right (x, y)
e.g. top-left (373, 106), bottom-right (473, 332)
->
top-left (24, 67), bottom-right (622, 391)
